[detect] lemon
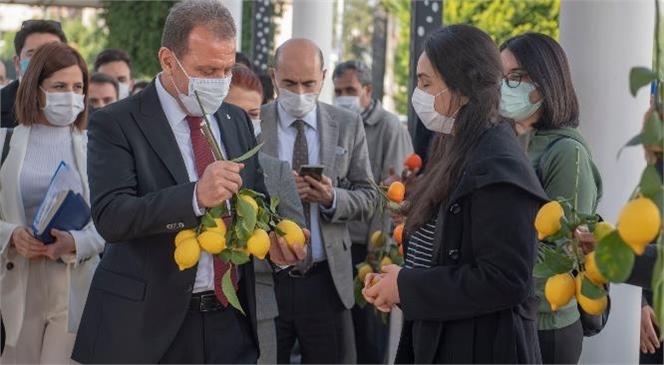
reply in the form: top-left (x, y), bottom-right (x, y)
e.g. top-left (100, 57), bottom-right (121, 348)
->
top-left (577, 292), bottom-right (608, 315)
top-left (240, 194), bottom-right (259, 214)
top-left (584, 252), bottom-right (607, 285)
top-left (617, 197), bottom-right (661, 255)
top-left (380, 256), bottom-right (393, 270)
top-left (205, 218), bottom-right (227, 236)
top-left (247, 228), bottom-right (270, 260)
top-left (535, 201), bottom-right (564, 240)
top-left (174, 237), bottom-right (201, 271)
top-left (592, 221), bottom-right (615, 242)
top-left (276, 219), bottom-right (306, 248)
top-left (197, 231), bottom-right (226, 254)
top-left (544, 273), bottom-right (575, 311)
top-left (174, 229), bottom-right (196, 247)
top-left (357, 263), bottom-right (373, 282)
top-left (370, 230), bottom-right (388, 249)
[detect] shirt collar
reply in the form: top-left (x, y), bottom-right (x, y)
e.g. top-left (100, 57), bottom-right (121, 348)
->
top-left (277, 100), bottom-right (318, 131)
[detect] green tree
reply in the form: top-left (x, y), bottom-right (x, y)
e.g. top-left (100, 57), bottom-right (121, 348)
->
top-left (101, 1), bottom-right (175, 78)
top-left (62, 14), bottom-right (108, 70)
top-left (382, 0), bottom-right (560, 114)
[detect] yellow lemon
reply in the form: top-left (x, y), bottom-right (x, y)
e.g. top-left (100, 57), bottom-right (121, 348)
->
top-left (240, 194), bottom-right (259, 214)
top-left (247, 228), bottom-right (270, 260)
top-left (276, 219), bottom-right (306, 248)
top-left (584, 252), bottom-right (607, 285)
top-left (577, 293), bottom-right (608, 316)
top-left (544, 273), bottom-right (576, 311)
top-left (380, 256), bottom-right (393, 270)
top-left (534, 201), bottom-right (564, 240)
top-left (370, 230), bottom-right (388, 249)
top-left (357, 263), bottom-right (373, 282)
top-left (197, 231), bottom-right (226, 254)
top-left (592, 221), bottom-right (615, 242)
top-left (174, 237), bottom-right (201, 271)
top-left (205, 218), bottom-right (227, 236)
top-left (174, 229), bottom-right (196, 247)
top-left (617, 197), bottom-right (661, 255)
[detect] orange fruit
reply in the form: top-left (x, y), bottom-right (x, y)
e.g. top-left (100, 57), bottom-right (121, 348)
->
top-left (393, 223), bottom-right (404, 245)
top-left (403, 153), bottom-right (423, 171)
top-left (387, 181), bottom-right (405, 203)
top-left (398, 245), bottom-right (403, 256)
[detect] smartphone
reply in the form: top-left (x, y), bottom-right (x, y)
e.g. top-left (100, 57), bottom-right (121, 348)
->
top-left (298, 164), bottom-right (325, 181)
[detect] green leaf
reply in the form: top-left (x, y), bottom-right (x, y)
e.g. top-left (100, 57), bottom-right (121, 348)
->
top-left (642, 111), bottom-right (663, 146)
top-left (236, 195), bottom-right (257, 234)
top-left (238, 188), bottom-right (265, 200)
top-left (231, 142), bottom-right (264, 163)
top-left (202, 213), bottom-right (216, 228)
top-left (542, 248), bottom-right (574, 274)
top-left (629, 67), bottom-right (658, 97)
top-left (640, 165), bottom-right (663, 198)
top-left (270, 195), bottom-right (280, 213)
top-left (533, 261), bottom-right (556, 278)
top-left (354, 277), bottom-right (367, 308)
top-left (222, 267), bottom-right (245, 315)
top-left (653, 242), bottom-right (664, 340)
top-left (219, 249), bottom-right (232, 263)
top-left (234, 220), bottom-right (251, 242)
top-left (230, 250), bottom-right (250, 265)
top-left (274, 226), bottom-right (286, 237)
top-left (256, 220), bottom-right (271, 231)
top-left (209, 205), bottom-right (225, 218)
top-left (595, 231), bottom-right (635, 283)
top-left (580, 276), bottom-right (608, 299)
top-left (618, 133), bottom-right (644, 159)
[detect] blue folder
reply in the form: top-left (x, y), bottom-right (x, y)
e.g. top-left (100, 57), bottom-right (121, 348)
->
top-left (34, 190), bottom-right (91, 244)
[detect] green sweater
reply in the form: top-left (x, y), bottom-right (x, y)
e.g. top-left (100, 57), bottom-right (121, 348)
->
top-left (520, 127), bottom-right (603, 331)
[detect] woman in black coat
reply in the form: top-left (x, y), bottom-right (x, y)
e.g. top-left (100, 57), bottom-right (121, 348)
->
top-left (362, 25), bottom-right (548, 363)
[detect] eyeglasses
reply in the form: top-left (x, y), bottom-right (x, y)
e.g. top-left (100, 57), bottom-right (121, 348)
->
top-left (503, 71), bottom-right (531, 88)
top-left (21, 19), bottom-right (62, 30)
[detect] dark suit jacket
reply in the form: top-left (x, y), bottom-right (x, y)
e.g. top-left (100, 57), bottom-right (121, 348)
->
top-left (72, 81), bottom-right (264, 364)
top-left (396, 122), bottom-right (548, 364)
top-left (0, 80), bottom-right (18, 128)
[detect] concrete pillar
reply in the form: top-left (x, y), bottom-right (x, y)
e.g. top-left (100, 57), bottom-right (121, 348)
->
top-left (560, 1), bottom-right (655, 363)
top-left (222, 0), bottom-right (243, 50)
top-left (291, 0), bottom-right (335, 103)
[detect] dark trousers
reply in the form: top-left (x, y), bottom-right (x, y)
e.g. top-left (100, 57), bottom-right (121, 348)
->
top-left (158, 292), bottom-right (258, 364)
top-left (351, 243), bottom-right (389, 363)
top-left (538, 319), bottom-right (583, 364)
top-left (274, 261), bottom-right (348, 364)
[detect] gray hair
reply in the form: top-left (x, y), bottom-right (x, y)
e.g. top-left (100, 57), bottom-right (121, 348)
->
top-left (332, 60), bottom-right (372, 86)
top-left (161, 0), bottom-right (236, 57)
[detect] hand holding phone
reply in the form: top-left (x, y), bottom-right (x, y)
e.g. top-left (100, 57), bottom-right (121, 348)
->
top-left (298, 164), bottom-right (324, 181)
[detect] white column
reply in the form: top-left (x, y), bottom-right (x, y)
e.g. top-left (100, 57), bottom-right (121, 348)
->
top-left (291, 0), bottom-right (335, 103)
top-left (222, 0), bottom-right (243, 50)
top-left (560, 1), bottom-right (654, 364)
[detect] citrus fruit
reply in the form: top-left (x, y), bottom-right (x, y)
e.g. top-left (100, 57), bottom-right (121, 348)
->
top-left (357, 263), bottom-right (373, 282)
top-left (393, 223), bottom-right (404, 245)
top-left (617, 197), bottom-right (661, 255)
top-left (544, 273), bottom-right (576, 311)
top-left (380, 256), bottom-right (393, 270)
top-left (403, 153), bottom-right (423, 171)
top-left (534, 201), bottom-right (564, 240)
top-left (174, 237), bottom-right (201, 271)
top-left (197, 231), bottom-right (226, 254)
top-left (205, 218), bottom-right (227, 236)
top-left (370, 230), bottom-right (388, 248)
top-left (276, 219), bottom-right (306, 248)
top-left (584, 252), bottom-right (607, 285)
top-left (174, 229), bottom-right (196, 247)
top-left (247, 228), bottom-right (270, 260)
top-left (592, 221), bottom-right (615, 242)
top-left (387, 182), bottom-right (405, 203)
top-left (240, 194), bottom-right (259, 214)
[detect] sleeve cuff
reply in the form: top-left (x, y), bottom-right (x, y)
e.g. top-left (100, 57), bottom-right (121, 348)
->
top-left (320, 189), bottom-right (338, 215)
top-left (192, 182), bottom-right (206, 217)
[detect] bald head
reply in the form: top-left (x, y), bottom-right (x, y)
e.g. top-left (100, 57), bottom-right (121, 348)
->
top-left (274, 38), bottom-right (324, 71)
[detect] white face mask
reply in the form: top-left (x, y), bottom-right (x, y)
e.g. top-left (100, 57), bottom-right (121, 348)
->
top-left (334, 95), bottom-right (363, 114)
top-left (41, 88), bottom-right (85, 127)
top-left (277, 87), bottom-right (318, 118)
top-left (411, 87), bottom-right (456, 134)
top-left (118, 82), bottom-right (131, 100)
top-left (251, 118), bottom-right (261, 138)
top-left (172, 53), bottom-right (231, 116)
top-left (499, 80), bottom-right (542, 121)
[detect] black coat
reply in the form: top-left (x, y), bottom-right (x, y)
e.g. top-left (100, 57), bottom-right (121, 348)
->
top-left (72, 81), bottom-right (264, 363)
top-left (395, 121), bottom-right (548, 364)
top-left (0, 80), bottom-right (18, 128)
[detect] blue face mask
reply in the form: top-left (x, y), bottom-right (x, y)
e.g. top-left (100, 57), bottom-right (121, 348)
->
top-left (19, 58), bottom-right (30, 77)
top-left (499, 79), bottom-right (542, 121)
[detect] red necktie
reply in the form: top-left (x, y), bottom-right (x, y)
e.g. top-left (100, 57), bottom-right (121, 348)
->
top-left (186, 116), bottom-right (238, 307)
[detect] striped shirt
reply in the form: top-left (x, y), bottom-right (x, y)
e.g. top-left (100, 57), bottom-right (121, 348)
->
top-left (404, 219), bottom-right (437, 269)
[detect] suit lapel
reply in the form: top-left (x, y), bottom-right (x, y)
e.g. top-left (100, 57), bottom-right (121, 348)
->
top-left (317, 104), bottom-right (338, 176)
top-left (134, 81), bottom-right (189, 185)
top-left (0, 126), bottom-right (28, 226)
top-left (72, 130), bottom-right (90, 202)
top-left (214, 104), bottom-right (242, 160)
top-left (259, 103), bottom-right (279, 158)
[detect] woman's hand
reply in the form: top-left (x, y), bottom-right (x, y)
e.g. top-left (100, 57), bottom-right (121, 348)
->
top-left (11, 227), bottom-right (47, 259)
top-left (43, 229), bottom-right (76, 261)
top-left (362, 265), bottom-right (402, 312)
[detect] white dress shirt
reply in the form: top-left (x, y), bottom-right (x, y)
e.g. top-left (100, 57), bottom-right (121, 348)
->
top-left (276, 102), bottom-right (337, 262)
top-left (155, 74), bottom-right (226, 293)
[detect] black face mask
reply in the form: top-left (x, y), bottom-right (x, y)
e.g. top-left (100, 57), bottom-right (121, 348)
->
top-left (89, 106), bottom-right (99, 115)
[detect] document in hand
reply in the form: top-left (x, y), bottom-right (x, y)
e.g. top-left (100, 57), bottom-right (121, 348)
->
top-left (32, 161), bottom-right (91, 244)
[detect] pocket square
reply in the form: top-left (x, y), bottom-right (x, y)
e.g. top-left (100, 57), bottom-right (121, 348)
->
top-left (335, 146), bottom-right (347, 155)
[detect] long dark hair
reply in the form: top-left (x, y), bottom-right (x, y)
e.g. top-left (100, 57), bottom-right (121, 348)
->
top-left (500, 33), bottom-right (579, 130)
top-left (403, 24), bottom-right (503, 233)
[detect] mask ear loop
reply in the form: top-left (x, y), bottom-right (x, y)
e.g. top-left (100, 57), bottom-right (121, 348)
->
top-left (169, 51), bottom-right (191, 96)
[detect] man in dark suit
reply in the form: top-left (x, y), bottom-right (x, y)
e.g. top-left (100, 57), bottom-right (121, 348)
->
top-left (71, 1), bottom-right (305, 363)
top-left (0, 19), bottom-right (67, 128)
